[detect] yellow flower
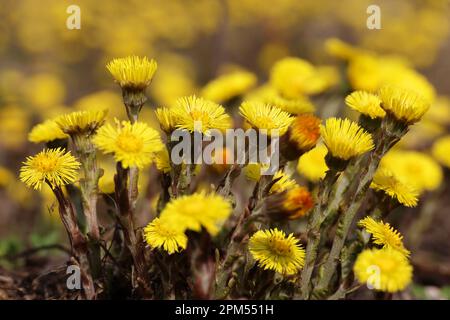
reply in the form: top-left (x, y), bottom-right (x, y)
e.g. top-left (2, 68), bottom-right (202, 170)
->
top-left (98, 160), bottom-right (116, 194)
top-left (106, 56), bottom-right (157, 89)
top-left (370, 168), bottom-right (419, 207)
top-left (282, 186), bottom-right (314, 219)
top-left (152, 147), bottom-right (171, 173)
top-left (28, 119), bottom-right (68, 143)
top-left (239, 101), bottom-right (293, 136)
top-left (379, 86), bottom-right (430, 124)
top-left (143, 217), bottom-right (187, 254)
top-left (380, 150), bottom-right (442, 192)
top-left (345, 91), bottom-right (385, 119)
top-left (432, 135), bottom-right (450, 168)
top-left (354, 248), bottom-right (412, 293)
top-left (171, 96), bottom-right (231, 133)
top-left (320, 118), bottom-right (374, 161)
top-left (155, 107), bottom-right (177, 134)
top-left (201, 70), bottom-right (257, 103)
top-left (358, 217), bottom-right (410, 257)
top-left (248, 228), bottom-right (305, 275)
top-left (159, 192), bottom-right (232, 236)
top-left (266, 91), bottom-right (315, 115)
top-left (20, 148), bottom-right (80, 190)
top-left (94, 120), bottom-right (163, 169)
top-left (24, 73), bottom-right (66, 110)
top-left (325, 38), bottom-right (367, 61)
top-left (55, 110), bottom-right (108, 135)
top-left (288, 114), bottom-right (321, 151)
top-left (74, 90), bottom-right (125, 120)
top-left (270, 170), bottom-right (297, 194)
top-left (297, 144), bottom-right (328, 182)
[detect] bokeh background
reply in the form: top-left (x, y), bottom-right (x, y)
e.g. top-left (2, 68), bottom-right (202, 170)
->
top-left (0, 0), bottom-right (449, 299)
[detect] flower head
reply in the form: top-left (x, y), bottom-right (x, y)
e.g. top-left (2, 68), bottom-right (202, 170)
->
top-left (248, 228), bottom-right (305, 275)
top-left (20, 148), bottom-right (80, 190)
top-left (345, 91), bottom-right (385, 119)
top-left (282, 186), bottom-right (314, 219)
top-left (354, 248), bottom-right (412, 293)
top-left (358, 217), bottom-right (410, 256)
top-left (432, 135), bottom-right (450, 168)
top-left (28, 119), bottom-right (68, 143)
top-left (270, 170), bottom-right (297, 194)
top-left (239, 101), bottom-right (293, 136)
top-left (297, 144), bottom-right (328, 182)
top-left (155, 107), bottom-right (176, 133)
top-left (320, 118), bottom-right (374, 162)
top-left (152, 147), bottom-right (171, 173)
top-left (201, 70), bottom-right (257, 103)
top-left (106, 56), bottom-right (157, 89)
top-left (371, 168), bottom-right (418, 207)
top-left (171, 96), bottom-right (231, 133)
top-left (143, 217), bottom-right (187, 254)
top-left (261, 87), bottom-right (315, 115)
top-left (379, 86), bottom-right (430, 124)
top-left (55, 110), bottom-right (107, 136)
top-left (94, 120), bottom-right (163, 169)
top-left (288, 114), bottom-right (321, 151)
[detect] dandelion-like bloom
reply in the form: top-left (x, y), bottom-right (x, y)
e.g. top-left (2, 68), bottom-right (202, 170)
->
top-left (265, 89), bottom-right (315, 115)
top-left (106, 56), bottom-right (157, 89)
top-left (55, 110), bottom-right (107, 135)
top-left (353, 248), bottom-right (412, 293)
top-left (297, 145), bottom-right (328, 182)
top-left (20, 148), bottom-right (80, 190)
top-left (345, 91), bottom-right (385, 119)
top-left (152, 147), bottom-right (171, 173)
top-left (379, 86), bottom-right (430, 124)
top-left (320, 117), bottom-right (374, 161)
top-left (288, 114), bottom-right (321, 151)
top-left (371, 168), bottom-right (418, 207)
top-left (155, 107), bottom-right (176, 133)
top-left (282, 186), bottom-right (314, 219)
top-left (159, 192), bottom-right (232, 236)
top-left (270, 170), bottom-right (297, 194)
top-left (248, 228), bottom-right (305, 275)
top-left (201, 70), bottom-right (257, 103)
top-left (171, 96), bottom-right (231, 133)
top-left (358, 217), bottom-right (410, 256)
top-left (28, 119), bottom-right (68, 143)
top-left (143, 217), bottom-right (187, 254)
top-left (432, 135), bottom-right (450, 168)
top-left (94, 120), bottom-right (163, 169)
top-left (239, 101), bottom-right (293, 136)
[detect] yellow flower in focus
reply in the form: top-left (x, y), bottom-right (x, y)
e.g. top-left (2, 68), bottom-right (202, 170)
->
top-left (201, 70), bottom-right (257, 103)
top-left (55, 110), bottom-right (107, 135)
top-left (28, 119), bottom-right (68, 143)
top-left (432, 135), bottom-right (450, 168)
top-left (171, 96), bottom-right (231, 133)
top-left (240, 101), bottom-right (293, 136)
top-left (248, 228), bottom-right (305, 275)
top-left (345, 91), bottom-right (385, 119)
top-left (20, 148), bottom-right (80, 190)
top-left (106, 56), bottom-right (157, 89)
top-left (358, 217), bottom-right (410, 257)
top-left (143, 217), bottom-right (187, 255)
top-left (155, 107), bottom-right (176, 133)
top-left (371, 168), bottom-right (419, 207)
top-left (354, 248), bottom-right (412, 293)
top-left (297, 145), bottom-right (328, 182)
top-left (379, 86), bottom-right (430, 124)
top-left (159, 192), bottom-right (232, 236)
top-left (320, 118), bottom-right (374, 161)
top-left (94, 120), bottom-right (163, 169)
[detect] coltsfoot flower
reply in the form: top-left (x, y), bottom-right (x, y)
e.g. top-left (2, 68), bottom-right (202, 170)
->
top-left (354, 248), bottom-right (413, 293)
top-left (262, 87), bottom-right (315, 115)
top-left (28, 119), bottom-right (68, 143)
top-left (155, 107), bottom-right (176, 133)
top-left (106, 56), bottom-right (157, 90)
top-left (358, 216), bottom-right (410, 257)
top-left (55, 109), bottom-right (107, 136)
top-left (201, 70), bottom-right (257, 103)
top-left (248, 228), bottom-right (305, 275)
top-left (20, 148), bottom-right (80, 190)
top-left (143, 217), bottom-right (187, 254)
top-left (345, 91), bottom-right (385, 119)
top-left (281, 114), bottom-right (321, 160)
top-left (282, 186), bottom-right (314, 219)
top-left (94, 120), bottom-right (163, 169)
top-left (297, 144), bottom-right (328, 182)
top-left (432, 135), bottom-right (450, 168)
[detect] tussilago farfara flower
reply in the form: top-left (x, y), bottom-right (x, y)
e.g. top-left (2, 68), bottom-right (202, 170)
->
top-left (244, 164), bottom-right (296, 193)
top-left (152, 147), bottom-right (171, 173)
top-left (432, 136), bottom-right (450, 169)
top-left (106, 56), bottom-right (157, 89)
top-left (20, 148), bottom-right (80, 190)
top-left (371, 168), bottom-right (418, 207)
top-left (345, 91), bottom-right (385, 119)
top-left (143, 217), bottom-right (188, 255)
top-left (239, 101), bottom-right (293, 136)
top-left (249, 228), bottom-right (305, 275)
top-left (358, 217), bottom-right (410, 257)
top-left (94, 120), bottom-right (163, 169)
top-left (379, 86), bottom-right (430, 124)
top-left (155, 107), bottom-right (176, 133)
top-left (171, 96), bottom-right (231, 133)
top-left (297, 144), bottom-right (328, 182)
top-left (159, 192), bottom-right (232, 236)
top-left (74, 90), bottom-right (125, 120)
top-left (380, 150), bottom-right (442, 193)
top-left (282, 186), bottom-right (314, 219)
top-left (320, 118), bottom-right (374, 162)
top-left (266, 91), bottom-right (315, 115)
top-left (55, 109), bottom-right (108, 136)
top-left (288, 114), bottom-right (321, 151)
top-left (325, 38), bottom-right (368, 61)
top-left (201, 70), bottom-right (257, 103)
top-left (28, 119), bottom-right (68, 143)
top-left (354, 248), bottom-right (412, 293)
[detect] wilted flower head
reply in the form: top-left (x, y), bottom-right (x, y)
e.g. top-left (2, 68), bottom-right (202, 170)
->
top-left (107, 56), bottom-right (157, 90)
